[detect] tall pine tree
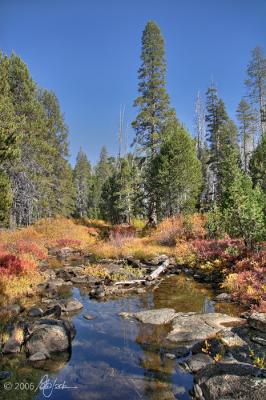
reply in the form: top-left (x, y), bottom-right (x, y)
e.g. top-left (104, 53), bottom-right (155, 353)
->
top-left (73, 149), bottom-right (91, 218)
top-left (236, 99), bottom-right (256, 172)
top-left (132, 21), bottom-right (174, 226)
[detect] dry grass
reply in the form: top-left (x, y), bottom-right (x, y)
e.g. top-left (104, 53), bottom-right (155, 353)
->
top-left (0, 271), bottom-right (43, 306)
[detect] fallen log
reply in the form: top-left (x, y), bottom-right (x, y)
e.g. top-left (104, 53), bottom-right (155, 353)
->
top-left (149, 259), bottom-right (170, 280)
top-left (114, 279), bottom-right (146, 286)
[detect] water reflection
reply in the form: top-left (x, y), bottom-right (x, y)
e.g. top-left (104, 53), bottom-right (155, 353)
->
top-left (1, 272), bottom-right (243, 400)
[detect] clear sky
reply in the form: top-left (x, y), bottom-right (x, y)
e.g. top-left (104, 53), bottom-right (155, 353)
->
top-left (1, 0), bottom-right (266, 165)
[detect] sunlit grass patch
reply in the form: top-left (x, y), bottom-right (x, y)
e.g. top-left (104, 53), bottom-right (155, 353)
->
top-left (0, 271), bottom-right (43, 306)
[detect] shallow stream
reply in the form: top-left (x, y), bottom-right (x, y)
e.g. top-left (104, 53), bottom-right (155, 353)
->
top-left (0, 258), bottom-right (243, 400)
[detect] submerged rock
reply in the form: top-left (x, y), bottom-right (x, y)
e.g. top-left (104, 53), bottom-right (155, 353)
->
top-left (120, 308), bottom-right (176, 325)
top-left (83, 313), bottom-right (95, 320)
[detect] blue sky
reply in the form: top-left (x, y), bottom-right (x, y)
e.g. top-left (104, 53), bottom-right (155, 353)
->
top-left (1, 0), bottom-right (266, 165)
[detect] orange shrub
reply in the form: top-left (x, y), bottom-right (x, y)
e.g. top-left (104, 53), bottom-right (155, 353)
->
top-left (152, 214), bottom-right (206, 246)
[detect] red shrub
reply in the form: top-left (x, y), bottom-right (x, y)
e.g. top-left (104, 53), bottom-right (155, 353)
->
top-left (229, 267), bottom-right (266, 306)
top-left (192, 239), bottom-right (244, 263)
top-left (0, 252), bottom-right (36, 276)
top-left (235, 249), bottom-right (266, 272)
top-left (0, 240), bottom-right (47, 260)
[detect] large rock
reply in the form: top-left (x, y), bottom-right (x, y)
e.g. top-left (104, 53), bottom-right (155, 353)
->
top-left (3, 338), bottom-right (21, 354)
top-left (25, 319), bottom-right (76, 357)
top-left (167, 312), bottom-right (245, 343)
top-left (185, 353), bottom-right (213, 373)
top-left (215, 292), bottom-right (231, 302)
top-left (249, 313), bottom-right (266, 333)
top-left (58, 298), bottom-right (83, 312)
top-left (120, 308), bottom-right (176, 325)
top-left (194, 362), bottom-right (266, 400)
top-left (28, 307), bottom-right (44, 317)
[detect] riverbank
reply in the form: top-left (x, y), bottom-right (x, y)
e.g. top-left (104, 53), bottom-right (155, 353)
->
top-left (0, 248), bottom-right (265, 400)
top-left (0, 217), bottom-right (265, 399)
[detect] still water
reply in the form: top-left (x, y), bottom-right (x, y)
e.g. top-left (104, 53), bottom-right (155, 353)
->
top-left (0, 272), bottom-right (242, 400)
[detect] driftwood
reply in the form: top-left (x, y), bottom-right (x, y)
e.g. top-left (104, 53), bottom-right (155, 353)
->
top-left (114, 259), bottom-right (170, 286)
top-left (149, 259), bottom-right (169, 280)
top-left (114, 279), bottom-right (145, 286)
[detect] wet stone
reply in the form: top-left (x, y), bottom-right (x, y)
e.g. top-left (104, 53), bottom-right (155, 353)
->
top-left (29, 352), bottom-right (47, 361)
top-left (185, 353), bottom-right (213, 373)
top-left (28, 307), bottom-right (44, 317)
top-left (249, 313), bottom-right (266, 333)
top-left (120, 308), bottom-right (176, 325)
top-left (83, 314), bottom-right (95, 320)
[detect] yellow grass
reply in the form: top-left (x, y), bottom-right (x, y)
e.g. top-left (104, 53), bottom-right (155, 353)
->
top-left (0, 272), bottom-right (43, 306)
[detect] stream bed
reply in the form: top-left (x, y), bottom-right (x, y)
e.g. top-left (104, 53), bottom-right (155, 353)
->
top-left (0, 258), bottom-right (245, 400)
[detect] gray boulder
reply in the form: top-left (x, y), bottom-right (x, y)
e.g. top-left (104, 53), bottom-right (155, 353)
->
top-left (167, 312), bottom-right (245, 343)
top-left (194, 362), bottom-right (266, 400)
top-left (120, 308), bottom-right (176, 325)
top-left (185, 353), bottom-right (213, 373)
top-left (25, 318), bottom-right (76, 357)
top-left (215, 292), bottom-right (231, 302)
top-left (29, 352), bottom-right (47, 361)
top-left (249, 313), bottom-right (266, 333)
top-left (58, 298), bottom-right (83, 312)
top-left (28, 307), bottom-right (44, 317)
top-left (3, 338), bottom-right (21, 354)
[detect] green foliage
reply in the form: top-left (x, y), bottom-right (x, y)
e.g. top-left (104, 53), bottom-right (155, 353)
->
top-left (223, 171), bottom-right (266, 248)
top-left (100, 155), bottom-right (139, 224)
top-left (155, 119), bottom-right (202, 217)
top-left (0, 172), bottom-right (12, 223)
top-left (132, 21), bottom-right (174, 155)
top-left (205, 204), bottom-right (225, 239)
top-left (236, 99), bottom-right (256, 172)
top-left (73, 148), bottom-right (91, 217)
top-left (250, 133), bottom-right (266, 193)
top-left (132, 21), bottom-right (174, 225)
top-left (245, 46), bottom-right (266, 136)
top-left (88, 147), bottom-right (115, 218)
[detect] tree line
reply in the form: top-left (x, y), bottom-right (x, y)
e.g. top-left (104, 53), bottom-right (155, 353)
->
top-left (0, 21), bottom-right (266, 242)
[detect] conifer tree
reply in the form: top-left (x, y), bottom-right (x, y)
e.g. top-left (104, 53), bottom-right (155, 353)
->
top-left (250, 133), bottom-right (266, 194)
top-left (224, 171), bottom-right (266, 249)
top-left (217, 119), bottom-right (240, 208)
top-left (205, 84), bottom-right (229, 202)
top-left (245, 46), bottom-right (266, 137)
top-left (194, 91), bottom-right (209, 209)
top-left (38, 89), bottom-right (75, 217)
top-left (155, 119), bottom-right (202, 217)
top-left (88, 147), bottom-right (115, 218)
top-left (0, 53), bottom-right (22, 223)
top-left (236, 99), bottom-right (256, 172)
top-left (132, 21), bottom-right (174, 226)
top-left (73, 149), bottom-right (91, 218)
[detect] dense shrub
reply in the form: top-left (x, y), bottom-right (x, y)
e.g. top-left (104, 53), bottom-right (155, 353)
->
top-left (153, 214), bottom-right (206, 246)
top-left (55, 238), bottom-right (82, 248)
top-left (223, 267), bottom-right (265, 307)
top-left (191, 239), bottom-right (244, 263)
top-left (0, 252), bottom-right (36, 275)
